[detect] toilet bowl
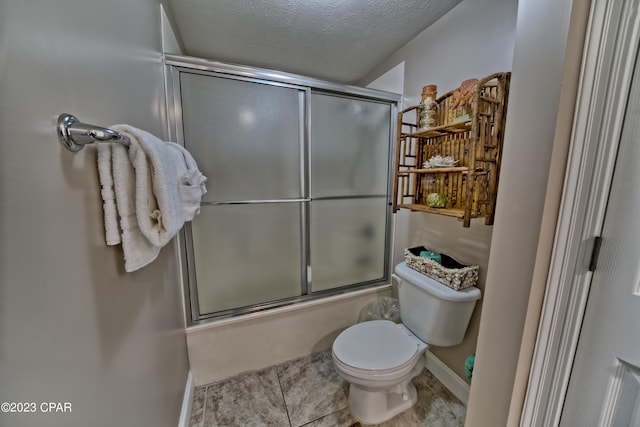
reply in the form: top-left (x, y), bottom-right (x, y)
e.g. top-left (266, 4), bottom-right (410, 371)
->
top-left (332, 261), bottom-right (481, 425)
top-left (332, 320), bottom-right (428, 424)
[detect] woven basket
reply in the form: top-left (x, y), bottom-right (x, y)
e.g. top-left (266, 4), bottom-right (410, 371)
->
top-left (404, 246), bottom-right (479, 291)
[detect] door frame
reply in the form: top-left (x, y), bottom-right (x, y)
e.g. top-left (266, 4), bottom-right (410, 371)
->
top-left (521, 0), bottom-right (640, 425)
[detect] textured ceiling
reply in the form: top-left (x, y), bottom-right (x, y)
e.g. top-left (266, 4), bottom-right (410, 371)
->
top-left (166, 0), bottom-right (463, 84)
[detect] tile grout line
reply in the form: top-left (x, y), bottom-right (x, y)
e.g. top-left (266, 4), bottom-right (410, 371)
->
top-left (275, 367), bottom-right (294, 427)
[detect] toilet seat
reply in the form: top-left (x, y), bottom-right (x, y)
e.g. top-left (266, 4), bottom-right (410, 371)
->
top-left (332, 320), bottom-right (419, 376)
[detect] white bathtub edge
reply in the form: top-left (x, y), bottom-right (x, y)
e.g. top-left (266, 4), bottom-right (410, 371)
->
top-left (187, 284), bottom-right (392, 334)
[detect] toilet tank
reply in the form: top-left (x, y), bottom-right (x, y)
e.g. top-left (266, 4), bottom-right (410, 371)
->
top-left (394, 262), bottom-right (481, 347)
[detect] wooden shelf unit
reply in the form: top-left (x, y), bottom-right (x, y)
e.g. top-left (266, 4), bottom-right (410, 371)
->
top-left (393, 72), bottom-right (510, 227)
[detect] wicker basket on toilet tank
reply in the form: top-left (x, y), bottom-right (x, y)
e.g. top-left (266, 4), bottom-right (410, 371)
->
top-left (404, 246), bottom-right (479, 291)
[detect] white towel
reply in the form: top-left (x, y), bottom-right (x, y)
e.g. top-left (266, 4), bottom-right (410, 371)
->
top-left (112, 125), bottom-right (207, 247)
top-left (97, 142), bottom-right (161, 272)
top-left (97, 144), bottom-right (121, 245)
top-left (111, 143), bottom-right (161, 272)
top-left (96, 126), bottom-right (206, 272)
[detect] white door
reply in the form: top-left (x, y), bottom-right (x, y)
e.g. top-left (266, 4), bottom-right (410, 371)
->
top-left (559, 40), bottom-right (640, 426)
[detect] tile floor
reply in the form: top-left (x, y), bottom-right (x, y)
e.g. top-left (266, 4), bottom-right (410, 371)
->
top-left (189, 350), bottom-right (466, 427)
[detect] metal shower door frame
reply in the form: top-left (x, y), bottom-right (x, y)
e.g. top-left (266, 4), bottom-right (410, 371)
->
top-left (164, 54), bottom-right (400, 325)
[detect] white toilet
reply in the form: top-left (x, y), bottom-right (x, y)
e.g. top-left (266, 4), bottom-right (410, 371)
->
top-left (332, 261), bottom-right (481, 425)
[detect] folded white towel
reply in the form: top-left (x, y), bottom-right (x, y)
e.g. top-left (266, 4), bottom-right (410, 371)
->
top-left (96, 126), bottom-right (206, 272)
top-left (111, 143), bottom-right (161, 272)
top-left (112, 125), bottom-right (207, 247)
top-left (179, 167), bottom-right (208, 221)
top-left (97, 144), bottom-right (121, 246)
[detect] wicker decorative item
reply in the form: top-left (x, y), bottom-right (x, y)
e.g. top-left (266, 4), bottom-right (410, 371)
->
top-left (404, 246), bottom-right (479, 291)
top-left (393, 72), bottom-right (511, 227)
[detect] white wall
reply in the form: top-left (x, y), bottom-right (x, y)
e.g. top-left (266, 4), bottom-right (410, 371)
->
top-left (466, 0), bottom-right (587, 426)
top-left (359, 0), bottom-right (518, 383)
top-left (0, 1), bottom-right (189, 427)
top-left (161, 5), bottom-right (184, 55)
top-left (366, 61), bottom-right (405, 95)
top-left (361, 0), bottom-right (517, 107)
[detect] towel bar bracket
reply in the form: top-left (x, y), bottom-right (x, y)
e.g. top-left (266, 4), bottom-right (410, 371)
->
top-left (56, 113), bottom-right (130, 152)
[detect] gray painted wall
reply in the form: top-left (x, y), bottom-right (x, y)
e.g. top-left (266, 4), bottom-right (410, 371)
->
top-left (466, 0), bottom-right (582, 425)
top-left (363, 0), bottom-right (585, 424)
top-left (0, 1), bottom-right (189, 426)
top-left (360, 0), bottom-right (519, 383)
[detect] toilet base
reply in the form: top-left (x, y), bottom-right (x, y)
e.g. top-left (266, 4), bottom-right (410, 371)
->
top-left (346, 357), bottom-right (425, 425)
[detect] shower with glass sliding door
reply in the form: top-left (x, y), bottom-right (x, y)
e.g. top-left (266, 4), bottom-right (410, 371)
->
top-left (166, 56), bottom-right (399, 323)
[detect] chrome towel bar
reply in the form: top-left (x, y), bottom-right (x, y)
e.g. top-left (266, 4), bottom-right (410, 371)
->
top-left (56, 113), bottom-right (130, 152)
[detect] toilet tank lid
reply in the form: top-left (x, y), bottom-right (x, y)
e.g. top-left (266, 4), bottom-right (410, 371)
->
top-left (395, 262), bottom-right (481, 302)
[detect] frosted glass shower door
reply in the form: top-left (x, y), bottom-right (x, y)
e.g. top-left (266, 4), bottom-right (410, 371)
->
top-left (178, 71), bottom-right (306, 315)
top-left (190, 203), bottom-right (302, 314)
top-left (179, 72), bottom-right (304, 202)
top-left (310, 93), bottom-right (392, 292)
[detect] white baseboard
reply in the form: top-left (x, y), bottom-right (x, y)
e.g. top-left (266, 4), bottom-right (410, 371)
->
top-left (425, 351), bottom-right (470, 405)
top-left (178, 371), bottom-right (194, 427)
